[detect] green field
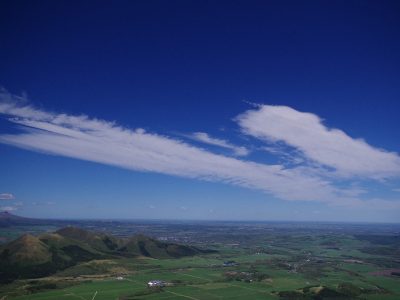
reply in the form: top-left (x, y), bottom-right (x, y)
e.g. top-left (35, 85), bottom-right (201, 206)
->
top-left (1, 223), bottom-right (400, 300)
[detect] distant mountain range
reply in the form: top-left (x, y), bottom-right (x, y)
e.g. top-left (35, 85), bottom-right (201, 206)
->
top-left (0, 211), bottom-right (58, 227)
top-left (0, 225), bottom-right (213, 282)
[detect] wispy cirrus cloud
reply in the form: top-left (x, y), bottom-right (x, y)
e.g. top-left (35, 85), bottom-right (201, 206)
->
top-left (32, 201), bottom-right (55, 206)
top-left (0, 89), bottom-right (348, 204)
top-left (0, 200), bottom-right (23, 212)
top-left (188, 132), bottom-right (249, 156)
top-left (0, 193), bottom-right (15, 200)
top-left (0, 206), bottom-right (17, 211)
top-left (0, 89), bottom-right (399, 210)
top-left (236, 105), bottom-right (400, 179)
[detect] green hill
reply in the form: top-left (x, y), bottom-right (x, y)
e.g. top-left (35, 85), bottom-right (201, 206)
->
top-left (55, 227), bottom-right (123, 252)
top-left (0, 230), bottom-right (104, 282)
top-left (0, 234), bottom-right (51, 265)
top-left (119, 234), bottom-right (202, 258)
top-left (0, 226), bottom-right (213, 282)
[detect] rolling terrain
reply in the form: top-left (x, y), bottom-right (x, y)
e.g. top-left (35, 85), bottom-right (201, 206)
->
top-left (0, 216), bottom-right (399, 299)
top-left (0, 226), bottom-right (211, 283)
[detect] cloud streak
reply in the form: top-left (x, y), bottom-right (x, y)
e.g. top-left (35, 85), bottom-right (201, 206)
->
top-left (0, 206), bottom-right (17, 212)
top-left (0, 90), bottom-right (399, 210)
top-left (188, 132), bottom-right (249, 156)
top-left (0, 193), bottom-right (15, 200)
top-left (0, 90), bottom-right (346, 204)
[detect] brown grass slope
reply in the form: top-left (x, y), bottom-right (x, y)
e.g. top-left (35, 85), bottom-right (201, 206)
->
top-left (0, 234), bottom-right (51, 265)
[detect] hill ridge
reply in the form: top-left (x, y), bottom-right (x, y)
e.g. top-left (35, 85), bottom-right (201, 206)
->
top-left (0, 226), bottom-right (212, 282)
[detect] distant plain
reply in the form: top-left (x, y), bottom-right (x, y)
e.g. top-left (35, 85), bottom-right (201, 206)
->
top-left (1, 217), bottom-right (399, 299)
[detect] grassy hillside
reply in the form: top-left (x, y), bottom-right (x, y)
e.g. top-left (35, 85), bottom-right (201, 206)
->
top-left (119, 234), bottom-right (203, 258)
top-left (0, 234), bottom-right (51, 265)
top-left (55, 227), bottom-right (124, 253)
top-left (0, 227), bottom-right (212, 282)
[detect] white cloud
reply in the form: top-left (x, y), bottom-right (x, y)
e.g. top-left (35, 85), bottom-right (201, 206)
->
top-left (236, 105), bottom-right (400, 179)
top-left (0, 206), bottom-right (17, 211)
top-left (0, 193), bottom-right (15, 200)
top-left (32, 201), bottom-right (54, 206)
top-left (0, 90), bottom-right (346, 204)
top-left (0, 200), bottom-right (23, 212)
top-left (188, 132), bottom-right (249, 156)
top-left (263, 146), bottom-right (306, 165)
top-left (0, 90), bottom-right (398, 211)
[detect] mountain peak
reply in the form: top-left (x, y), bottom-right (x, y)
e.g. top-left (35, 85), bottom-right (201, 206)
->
top-left (3, 234), bottom-right (51, 265)
top-left (17, 233), bottom-right (38, 243)
top-left (0, 211), bottom-right (22, 219)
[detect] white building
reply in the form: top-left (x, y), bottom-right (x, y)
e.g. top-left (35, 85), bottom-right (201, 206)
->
top-left (147, 280), bottom-right (165, 288)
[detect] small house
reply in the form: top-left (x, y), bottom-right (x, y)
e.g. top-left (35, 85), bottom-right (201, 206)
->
top-left (147, 280), bottom-right (165, 288)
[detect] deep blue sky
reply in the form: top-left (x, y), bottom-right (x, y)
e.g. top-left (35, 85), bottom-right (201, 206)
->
top-left (0, 0), bottom-right (399, 222)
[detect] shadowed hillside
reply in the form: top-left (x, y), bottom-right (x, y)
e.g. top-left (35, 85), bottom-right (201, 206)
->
top-left (0, 226), bottom-right (214, 282)
top-left (55, 227), bottom-right (124, 252)
top-left (120, 234), bottom-right (203, 258)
